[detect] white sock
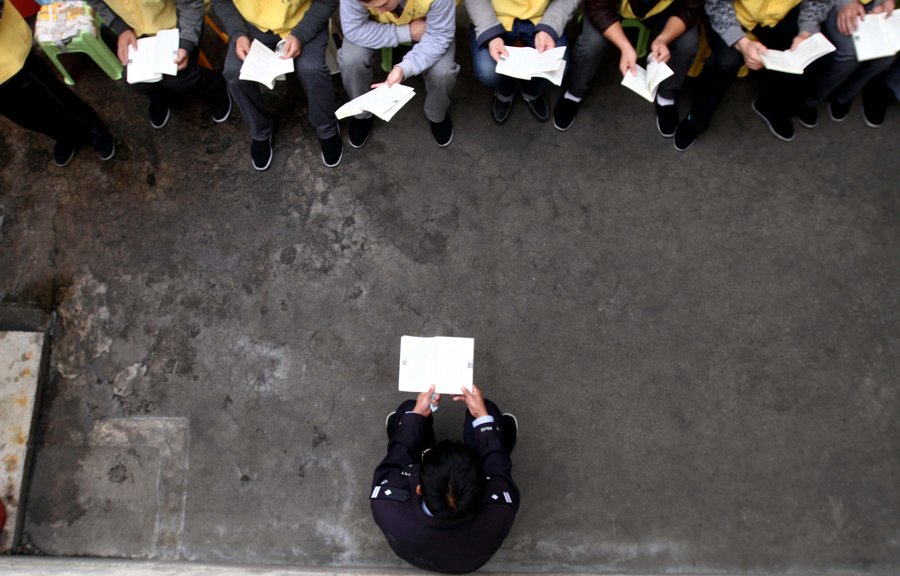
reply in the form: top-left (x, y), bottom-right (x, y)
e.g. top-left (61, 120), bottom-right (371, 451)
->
top-left (656, 95), bottom-right (675, 107)
top-left (564, 91), bottom-right (582, 103)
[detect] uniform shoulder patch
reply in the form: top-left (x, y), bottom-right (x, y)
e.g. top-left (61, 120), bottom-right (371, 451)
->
top-left (484, 490), bottom-right (515, 505)
top-left (370, 485), bottom-right (410, 502)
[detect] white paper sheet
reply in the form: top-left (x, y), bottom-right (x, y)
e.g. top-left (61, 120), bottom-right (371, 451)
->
top-left (239, 39), bottom-right (295, 90)
top-left (398, 336), bottom-right (474, 395)
top-left (335, 84), bottom-right (416, 122)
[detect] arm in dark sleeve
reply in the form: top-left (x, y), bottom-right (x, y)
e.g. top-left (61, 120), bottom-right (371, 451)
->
top-left (291, 0), bottom-right (338, 46)
top-left (470, 419), bottom-right (520, 509)
top-left (372, 412), bottom-right (429, 485)
top-left (671, 0), bottom-right (703, 31)
top-left (210, 0), bottom-right (250, 40)
top-left (586, 0), bottom-right (622, 34)
top-left (173, 0), bottom-right (205, 53)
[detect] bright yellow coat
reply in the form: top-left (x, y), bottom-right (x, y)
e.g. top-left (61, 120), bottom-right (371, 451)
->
top-left (491, 0), bottom-right (550, 30)
top-left (0, 2), bottom-right (33, 84)
top-left (232, 0), bottom-right (313, 37)
top-left (371, 0), bottom-right (435, 24)
top-left (734, 0), bottom-right (802, 30)
top-left (102, 0), bottom-right (177, 37)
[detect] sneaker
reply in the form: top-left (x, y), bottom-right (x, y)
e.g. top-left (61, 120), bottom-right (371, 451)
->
top-left (212, 90), bottom-right (232, 123)
top-left (348, 116), bottom-right (372, 149)
top-left (655, 103), bottom-right (679, 138)
top-left (320, 132), bottom-right (343, 167)
top-left (491, 95), bottom-right (513, 124)
top-left (673, 116), bottom-right (699, 152)
top-left (430, 114), bottom-right (453, 147)
top-left (149, 102), bottom-right (170, 129)
top-left (752, 97), bottom-right (794, 142)
top-left (829, 97), bottom-right (851, 122)
top-left (797, 104), bottom-right (818, 128)
top-left (52, 141), bottom-right (76, 167)
top-left (862, 80), bottom-right (891, 128)
top-left (385, 411), bottom-right (397, 437)
top-left (251, 136), bottom-right (272, 171)
top-left (523, 93), bottom-right (549, 122)
top-left (553, 96), bottom-right (581, 131)
top-left (501, 412), bottom-right (518, 454)
top-left (94, 133), bottom-right (116, 161)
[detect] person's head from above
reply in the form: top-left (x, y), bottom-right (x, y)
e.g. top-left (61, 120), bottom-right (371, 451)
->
top-left (359, 0), bottom-right (402, 14)
top-left (418, 440), bottom-right (486, 522)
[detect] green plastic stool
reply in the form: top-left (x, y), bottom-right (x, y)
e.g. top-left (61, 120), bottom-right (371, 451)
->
top-left (621, 18), bottom-right (650, 59)
top-left (38, 14), bottom-right (123, 85)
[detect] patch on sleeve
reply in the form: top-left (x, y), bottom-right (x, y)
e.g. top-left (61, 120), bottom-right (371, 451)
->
top-left (484, 490), bottom-right (515, 505)
top-left (370, 485), bottom-right (410, 502)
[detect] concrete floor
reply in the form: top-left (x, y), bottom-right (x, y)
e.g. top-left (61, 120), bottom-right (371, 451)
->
top-left (0, 22), bottom-right (898, 574)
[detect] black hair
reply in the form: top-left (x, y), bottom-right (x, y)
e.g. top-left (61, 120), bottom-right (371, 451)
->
top-left (419, 440), bottom-right (486, 522)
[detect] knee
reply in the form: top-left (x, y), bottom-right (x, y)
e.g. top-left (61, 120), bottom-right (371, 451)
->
top-left (296, 56), bottom-right (328, 78)
top-left (709, 47), bottom-right (744, 73)
top-left (429, 59), bottom-right (460, 83)
top-left (337, 47), bottom-right (371, 73)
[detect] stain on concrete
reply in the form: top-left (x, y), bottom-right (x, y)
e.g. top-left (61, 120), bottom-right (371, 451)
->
top-left (107, 464), bottom-right (128, 484)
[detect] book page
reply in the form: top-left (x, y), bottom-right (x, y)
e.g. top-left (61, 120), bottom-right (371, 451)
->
top-left (646, 59), bottom-right (674, 92)
top-left (154, 28), bottom-right (179, 77)
top-left (398, 336), bottom-right (474, 395)
top-left (620, 65), bottom-right (653, 101)
top-left (336, 84), bottom-right (416, 121)
top-left (853, 13), bottom-right (900, 61)
top-left (761, 33), bottom-right (835, 74)
top-left (496, 46), bottom-right (566, 81)
top-left (240, 39), bottom-right (295, 89)
top-left (127, 36), bottom-right (163, 84)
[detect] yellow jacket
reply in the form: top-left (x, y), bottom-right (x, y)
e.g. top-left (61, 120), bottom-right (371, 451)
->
top-left (371, 0), bottom-right (435, 24)
top-left (232, 0), bottom-right (313, 37)
top-left (0, 2), bottom-right (32, 85)
top-left (491, 0), bottom-right (550, 29)
top-left (734, 0), bottom-right (802, 30)
top-left (99, 0), bottom-right (176, 37)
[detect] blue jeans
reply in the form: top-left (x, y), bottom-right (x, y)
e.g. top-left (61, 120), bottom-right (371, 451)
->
top-left (470, 19), bottom-right (568, 98)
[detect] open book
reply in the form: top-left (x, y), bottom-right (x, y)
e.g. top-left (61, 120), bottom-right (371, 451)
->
top-left (759, 32), bottom-right (836, 74)
top-left (127, 28), bottom-right (179, 84)
top-left (495, 45), bottom-right (567, 86)
top-left (398, 336), bottom-right (474, 395)
top-left (852, 13), bottom-right (900, 61)
top-left (239, 39), bottom-right (295, 89)
top-left (620, 58), bottom-right (674, 102)
top-left (335, 84), bottom-right (416, 122)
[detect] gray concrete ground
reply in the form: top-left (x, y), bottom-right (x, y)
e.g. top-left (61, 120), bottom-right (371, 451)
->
top-left (1, 18), bottom-right (899, 575)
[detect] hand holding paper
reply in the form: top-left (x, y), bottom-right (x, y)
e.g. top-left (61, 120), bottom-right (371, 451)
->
top-left (336, 84), bottom-right (416, 122)
top-left (495, 45), bottom-right (567, 85)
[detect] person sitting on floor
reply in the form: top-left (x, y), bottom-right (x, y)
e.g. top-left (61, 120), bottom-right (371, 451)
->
top-left (212, 0), bottom-right (342, 170)
top-left (339, 0), bottom-right (459, 148)
top-left (89, 0), bottom-right (232, 130)
top-left (672, 0), bottom-right (831, 150)
top-left (466, 0), bottom-right (579, 123)
top-left (0, 0), bottom-right (115, 166)
top-left (552, 0), bottom-right (702, 136)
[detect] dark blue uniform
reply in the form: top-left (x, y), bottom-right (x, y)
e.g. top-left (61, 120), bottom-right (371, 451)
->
top-left (370, 408), bottom-right (519, 574)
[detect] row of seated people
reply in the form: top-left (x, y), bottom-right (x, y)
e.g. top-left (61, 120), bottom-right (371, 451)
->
top-left (1, 0), bottom-right (897, 171)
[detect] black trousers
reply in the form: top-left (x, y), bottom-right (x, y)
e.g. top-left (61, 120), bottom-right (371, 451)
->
top-left (127, 47), bottom-right (226, 107)
top-left (0, 52), bottom-right (110, 147)
top-left (688, 8), bottom-right (831, 131)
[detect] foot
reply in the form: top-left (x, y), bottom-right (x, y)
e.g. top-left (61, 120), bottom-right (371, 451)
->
top-left (491, 95), bottom-right (514, 124)
top-left (212, 90), bottom-right (232, 123)
top-left (796, 104), bottom-right (818, 129)
top-left (523, 93), bottom-right (549, 122)
top-left (349, 117), bottom-right (373, 149)
top-left (94, 132), bottom-right (116, 161)
top-left (655, 103), bottom-right (679, 138)
top-left (385, 411), bottom-right (398, 438)
top-left (553, 96), bottom-right (581, 131)
top-left (828, 97), bottom-right (851, 122)
top-left (320, 132), bottom-right (343, 168)
top-left (752, 97), bottom-right (794, 142)
top-left (673, 117), bottom-right (699, 152)
top-left (52, 141), bottom-right (76, 167)
top-left (251, 136), bottom-right (273, 171)
top-left (429, 114), bottom-right (453, 147)
top-left (862, 81), bottom-right (891, 128)
top-left (149, 102), bottom-right (171, 129)
top-left (501, 413), bottom-right (518, 454)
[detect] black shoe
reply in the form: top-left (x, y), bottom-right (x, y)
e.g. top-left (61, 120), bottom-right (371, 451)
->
top-left (501, 413), bottom-right (518, 455)
top-left (320, 132), bottom-right (343, 167)
top-left (212, 90), bottom-right (232, 123)
top-left (673, 116), bottom-right (699, 152)
top-left (251, 136), bottom-right (272, 171)
top-left (752, 97), bottom-right (794, 142)
top-left (553, 96), bottom-right (580, 131)
top-left (797, 104), bottom-right (818, 128)
top-left (94, 132), bottom-right (116, 161)
top-left (52, 141), bottom-right (76, 167)
top-left (491, 95), bottom-right (513, 124)
top-left (862, 80), bottom-right (891, 128)
top-left (149, 102), bottom-right (170, 129)
top-left (430, 114), bottom-right (453, 147)
top-left (829, 97), bottom-right (851, 122)
top-left (385, 411), bottom-right (398, 438)
top-left (348, 116), bottom-right (372, 149)
top-left (655, 103), bottom-right (679, 138)
top-left (523, 93), bottom-right (549, 122)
